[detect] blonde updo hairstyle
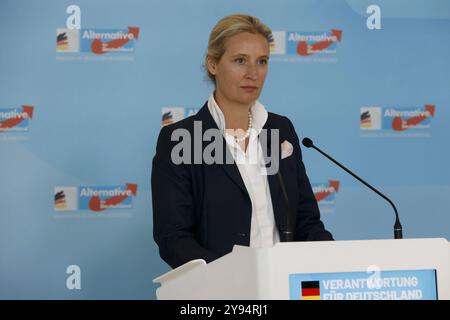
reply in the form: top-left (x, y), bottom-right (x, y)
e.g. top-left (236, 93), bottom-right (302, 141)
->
top-left (205, 14), bottom-right (272, 84)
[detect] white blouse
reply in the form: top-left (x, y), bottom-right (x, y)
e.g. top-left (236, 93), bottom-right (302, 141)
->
top-left (207, 93), bottom-right (280, 248)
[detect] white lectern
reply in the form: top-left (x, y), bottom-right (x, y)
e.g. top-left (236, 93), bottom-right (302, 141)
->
top-left (153, 238), bottom-right (450, 300)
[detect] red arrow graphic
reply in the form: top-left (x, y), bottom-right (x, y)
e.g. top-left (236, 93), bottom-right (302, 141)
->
top-left (91, 26), bottom-right (140, 55)
top-left (89, 183), bottom-right (138, 212)
top-left (0, 105), bottom-right (33, 132)
top-left (392, 105), bottom-right (435, 131)
top-left (297, 29), bottom-right (342, 56)
top-left (315, 180), bottom-right (340, 202)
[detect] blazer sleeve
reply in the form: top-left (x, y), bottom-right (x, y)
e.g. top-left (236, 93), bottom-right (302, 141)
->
top-left (151, 126), bottom-right (220, 269)
top-left (285, 117), bottom-right (334, 241)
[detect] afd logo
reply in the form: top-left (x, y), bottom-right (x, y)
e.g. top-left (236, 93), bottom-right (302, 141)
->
top-left (312, 180), bottom-right (340, 205)
top-left (360, 105), bottom-right (435, 131)
top-left (0, 106), bottom-right (34, 132)
top-left (56, 27), bottom-right (140, 54)
top-left (270, 30), bottom-right (343, 56)
top-left (54, 184), bottom-right (138, 212)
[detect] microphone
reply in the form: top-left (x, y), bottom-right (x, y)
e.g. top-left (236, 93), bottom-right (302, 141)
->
top-left (277, 170), bottom-right (295, 242)
top-left (302, 137), bottom-right (403, 239)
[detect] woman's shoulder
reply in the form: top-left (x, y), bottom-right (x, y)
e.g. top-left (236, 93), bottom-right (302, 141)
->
top-left (266, 111), bottom-right (294, 129)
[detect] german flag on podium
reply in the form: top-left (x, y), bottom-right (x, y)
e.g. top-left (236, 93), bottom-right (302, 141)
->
top-left (301, 281), bottom-right (321, 300)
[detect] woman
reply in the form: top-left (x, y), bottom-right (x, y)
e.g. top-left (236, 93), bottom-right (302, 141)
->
top-left (152, 14), bottom-right (333, 269)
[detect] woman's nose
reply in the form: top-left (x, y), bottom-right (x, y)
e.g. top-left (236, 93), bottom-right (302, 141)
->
top-left (245, 64), bottom-right (258, 80)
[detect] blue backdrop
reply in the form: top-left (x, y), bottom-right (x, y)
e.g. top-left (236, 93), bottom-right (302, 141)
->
top-left (0, 0), bottom-right (449, 299)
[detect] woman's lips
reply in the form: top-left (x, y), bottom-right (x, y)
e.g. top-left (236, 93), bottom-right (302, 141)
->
top-left (240, 86), bottom-right (257, 92)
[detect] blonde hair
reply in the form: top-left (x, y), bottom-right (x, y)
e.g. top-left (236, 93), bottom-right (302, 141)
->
top-left (205, 14), bottom-right (272, 84)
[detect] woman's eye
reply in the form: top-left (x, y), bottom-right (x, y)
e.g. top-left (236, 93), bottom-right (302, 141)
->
top-left (234, 58), bottom-right (245, 64)
top-left (258, 59), bottom-right (268, 65)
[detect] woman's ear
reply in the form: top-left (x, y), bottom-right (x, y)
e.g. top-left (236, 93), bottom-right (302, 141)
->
top-left (206, 56), bottom-right (217, 76)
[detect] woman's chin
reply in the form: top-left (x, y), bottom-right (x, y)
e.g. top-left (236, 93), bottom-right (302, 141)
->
top-left (237, 94), bottom-right (260, 105)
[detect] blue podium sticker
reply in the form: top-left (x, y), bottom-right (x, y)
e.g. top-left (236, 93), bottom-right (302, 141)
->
top-left (289, 269), bottom-right (437, 300)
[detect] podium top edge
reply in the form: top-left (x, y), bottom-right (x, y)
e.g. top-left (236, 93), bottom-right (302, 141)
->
top-left (153, 259), bottom-right (206, 284)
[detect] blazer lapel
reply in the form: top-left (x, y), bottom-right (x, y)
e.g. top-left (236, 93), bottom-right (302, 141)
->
top-left (221, 146), bottom-right (248, 196)
top-left (195, 104), bottom-right (248, 196)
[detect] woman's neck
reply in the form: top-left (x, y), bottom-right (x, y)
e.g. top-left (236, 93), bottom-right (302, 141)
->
top-left (214, 91), bottom-right (252, 131)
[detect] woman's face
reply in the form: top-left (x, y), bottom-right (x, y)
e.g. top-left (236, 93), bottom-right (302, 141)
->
top-left (208, 32), bottom-right (269, 108)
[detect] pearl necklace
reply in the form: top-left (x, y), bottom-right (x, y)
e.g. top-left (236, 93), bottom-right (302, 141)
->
top-left (234, 111), bottom-right (253, 143)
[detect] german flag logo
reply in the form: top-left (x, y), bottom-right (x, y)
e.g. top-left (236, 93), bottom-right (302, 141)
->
top-left (301, 281), bottom-right (320, 300)
top-left (57, 32), bottom-right (69, 51)
top-left (360, 110), bottom-right (372, 128)
top-left (162, 111), bottom-right (174, 127)
top-left (54, 190), bottom-right (66, 209)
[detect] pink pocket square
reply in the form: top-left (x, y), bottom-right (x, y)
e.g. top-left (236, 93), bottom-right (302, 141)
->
top-left (281, 140), bottom-right (294, 159)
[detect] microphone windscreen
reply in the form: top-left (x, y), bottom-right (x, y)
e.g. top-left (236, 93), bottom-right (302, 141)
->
top-left (302, 137), bottom-right (313, 148)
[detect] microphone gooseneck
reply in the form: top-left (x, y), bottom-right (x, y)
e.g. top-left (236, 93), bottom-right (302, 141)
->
top-left (277, 171), bottom-right (295, 242)
top-left (302, 137), bottom-right (403, 239)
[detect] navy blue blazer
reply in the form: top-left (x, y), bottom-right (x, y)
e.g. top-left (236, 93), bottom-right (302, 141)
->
top-left (151, 102), bottom-right (333, 268)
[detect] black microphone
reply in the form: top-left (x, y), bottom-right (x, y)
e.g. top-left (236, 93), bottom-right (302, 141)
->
top-left (302, 137), bottom-right (403, 239)
top-left (277, 170), bottom-right (295, 242)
